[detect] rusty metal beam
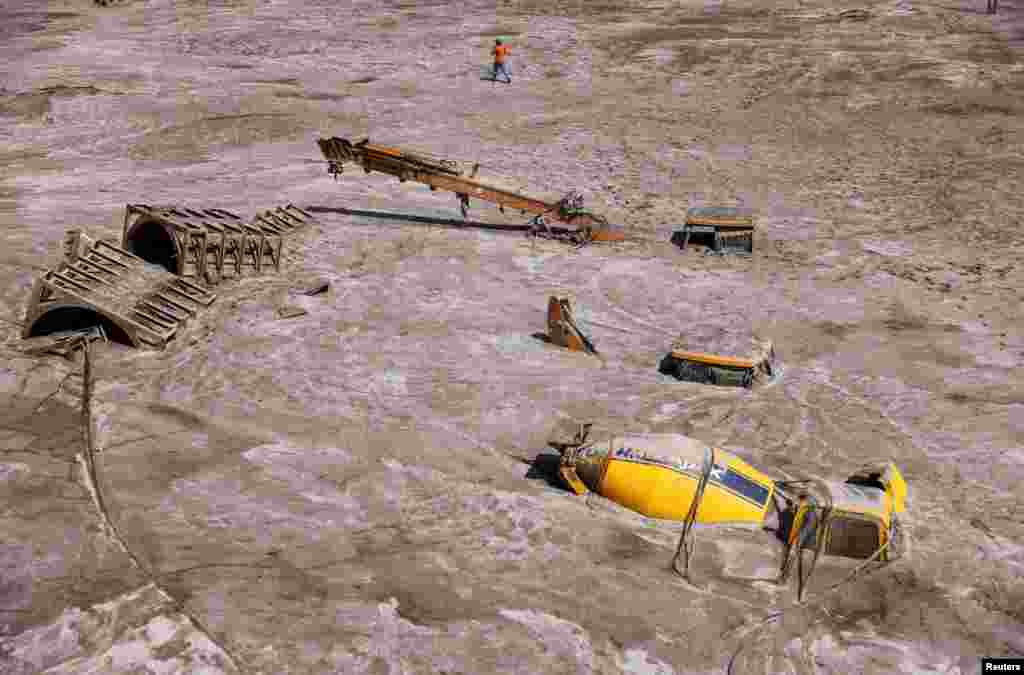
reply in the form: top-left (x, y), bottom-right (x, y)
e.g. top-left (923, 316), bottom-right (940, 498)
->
top-left (316, 137), bottom-right (623, 238)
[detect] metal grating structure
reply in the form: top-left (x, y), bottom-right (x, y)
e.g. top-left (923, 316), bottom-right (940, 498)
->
top-left (121, 204), bottom-right (316, 285)
top-left (23, 237), bottom-right (217, 349)
top-left (250, 204), bottom-right (318, 235)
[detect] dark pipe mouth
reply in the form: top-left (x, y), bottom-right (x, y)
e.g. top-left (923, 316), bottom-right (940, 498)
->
top-left (125, 219), bottom-right (177, 273)
top-left (27, 306), bottom-right (134, 346)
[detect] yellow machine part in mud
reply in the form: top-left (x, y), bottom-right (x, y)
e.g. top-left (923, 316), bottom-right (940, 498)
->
top-left (660, 339), bottom-right (775, 389)
top-left (566, 434), bottom-right (776, 525)
top-left (547, 297), bottom-right (597, 354)
top-left (786, 463), bottom-right (907, 561)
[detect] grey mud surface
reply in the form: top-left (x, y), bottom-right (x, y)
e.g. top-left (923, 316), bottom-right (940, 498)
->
top-left (2, 0), bottom-right (1023, 673)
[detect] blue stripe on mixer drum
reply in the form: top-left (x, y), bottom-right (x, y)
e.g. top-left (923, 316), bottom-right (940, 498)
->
top-left (714, 467), bottom-right (770, 507)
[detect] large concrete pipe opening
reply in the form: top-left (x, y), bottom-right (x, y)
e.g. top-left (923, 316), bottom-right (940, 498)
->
top-left (124, 219), bottom-right (178, 273)
top-left (27, 307), bottom-right (134, 346)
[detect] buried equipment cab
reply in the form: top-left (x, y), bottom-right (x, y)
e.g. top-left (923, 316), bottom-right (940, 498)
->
top-left (671, 207), bottom-right (755, 255)
top-left (660, 333), bottom-right (776, 389)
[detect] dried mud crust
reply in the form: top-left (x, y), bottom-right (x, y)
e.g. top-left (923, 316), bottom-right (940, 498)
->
top-left (2, 0), bottom-right (1024, 672)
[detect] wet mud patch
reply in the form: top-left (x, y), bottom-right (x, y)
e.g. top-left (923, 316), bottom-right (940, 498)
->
top-left (882, 300), bottom-right (931, 333)
top-left (129, 113), bottom-right (305, 161)
top-left (0, 10), bottom-right (80, 42)
top-left (925, 95), bottom-right (1020, 116)
top-left (818, 320), bottom-right (856, 340)
top-left (478, 28), bottom-right (524, 38)
top-left (0, 584), bottom-right (236, 674)
top-left (964, 41), bottom-right (1018, 64)
top-left (276, 91), bottom-right (347, 101)
top-left (95, 402), bottom-right (275, 510)
top-left (242, 78), bottom-right (302, 86)
top-left (589, 527), bottom-right (666, 568)
top-left (369, 571), bottom-right (493, 626)
top-left (0, 85), bottom-right (106, 119)
top-left (512, 0), bottom-right (644, 19)
top-left (598, 25), bottom-right (730, 66)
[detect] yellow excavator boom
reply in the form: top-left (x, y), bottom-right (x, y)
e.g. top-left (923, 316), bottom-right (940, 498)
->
top-left (317, 136), bottom-right (626, 242)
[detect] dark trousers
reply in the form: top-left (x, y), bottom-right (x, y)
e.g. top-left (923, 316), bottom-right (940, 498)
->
top-left (987, 0), bottom-right (997, 14)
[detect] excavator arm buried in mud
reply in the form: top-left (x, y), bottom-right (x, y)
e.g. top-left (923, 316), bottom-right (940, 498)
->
top-left (316, 137), bottom-right (626, 243)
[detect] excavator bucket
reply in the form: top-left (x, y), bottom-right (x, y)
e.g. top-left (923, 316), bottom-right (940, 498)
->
top-left (546, 297), bottom-right (597, 354)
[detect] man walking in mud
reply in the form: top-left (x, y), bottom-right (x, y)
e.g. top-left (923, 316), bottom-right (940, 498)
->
top-left (492, 38), bottom-right (512, 84)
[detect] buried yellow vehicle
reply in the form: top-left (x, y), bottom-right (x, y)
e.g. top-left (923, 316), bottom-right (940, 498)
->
top-left (660, 334), bottom-right (776, 389)
top-left (551, 426), bottom-right (908, 596)
top-left (784, 462), bottom-right (907, 563)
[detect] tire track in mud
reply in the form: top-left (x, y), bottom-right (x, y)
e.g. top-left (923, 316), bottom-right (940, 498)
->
top-left (75, 343), bottom-right (246, 674)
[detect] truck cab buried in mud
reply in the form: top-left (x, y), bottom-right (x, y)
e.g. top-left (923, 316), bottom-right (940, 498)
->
top-left (659, 338), bottom-right (776, 389)
top-left (671, 207), bottom-right (755, 255)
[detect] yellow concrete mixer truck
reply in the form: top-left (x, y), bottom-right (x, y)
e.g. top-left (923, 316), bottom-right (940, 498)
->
top-left (551, 426), bottom-right (907, 596)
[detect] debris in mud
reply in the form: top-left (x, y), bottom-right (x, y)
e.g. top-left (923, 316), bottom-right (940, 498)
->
top-left (277, 305), bottom-right (308, 319)
top-left (539, 296), bottom-right (598, 354)
top-left (660, 336), bottom-right (775, 388)
top-left (23, 234), bottom-right (216, 349)
top-left (837, 8), bottom-right (872, 20)
top-left (63, 228), bottom-right (96, 263)
top-left (671, 207), bottom-right (755, 255)
top-left (549, 427), bottom-right (907, 597)
top-left (298, 279), bottom-right (330, 296)
top-left (20, 325), bottom-right (107, 359)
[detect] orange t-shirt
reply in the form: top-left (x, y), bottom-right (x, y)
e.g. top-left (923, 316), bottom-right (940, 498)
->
top-left (494, 45), bottom-right (510, 64)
